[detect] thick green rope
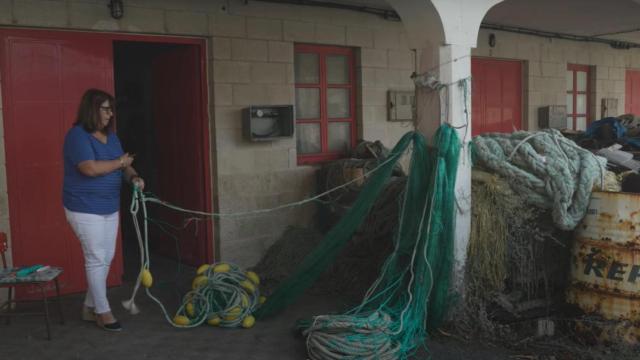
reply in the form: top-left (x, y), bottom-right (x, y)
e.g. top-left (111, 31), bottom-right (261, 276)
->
top-left (473, 129), bottom-right (606, 230)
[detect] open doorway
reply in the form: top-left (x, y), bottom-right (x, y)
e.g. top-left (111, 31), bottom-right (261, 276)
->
top-left (113, 41), bottom-right (212, 280)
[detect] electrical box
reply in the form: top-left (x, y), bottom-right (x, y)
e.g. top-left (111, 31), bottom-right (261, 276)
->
top-left (242, 105), bottom-right (294, 141)
top-left (601, 98), bottom-right (618, 118)
top-left (538, 105), bottom-right (566, 129)
top-left (388, 90), bottom-right (415, 122)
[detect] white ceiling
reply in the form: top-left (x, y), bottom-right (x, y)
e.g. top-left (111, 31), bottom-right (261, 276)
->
top-left (483, 0), bottom-right (640, 43)
top-left (325, 0), bottom-right (640, 44)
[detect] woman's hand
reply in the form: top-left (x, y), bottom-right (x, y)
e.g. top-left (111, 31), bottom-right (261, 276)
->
top-left (131, 175), bottom-right (145, 191)
top-left (119, 153), bottom-right (135, 169)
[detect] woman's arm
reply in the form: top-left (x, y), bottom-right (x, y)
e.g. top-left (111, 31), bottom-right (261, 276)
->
top-left (123, 165), bottom-right (145, 190)
top-left (77, 153), bottom-right (134, 177)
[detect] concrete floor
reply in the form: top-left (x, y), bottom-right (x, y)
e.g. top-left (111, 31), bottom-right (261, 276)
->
top-left (0, 288), bottom-right (520, 360)
top-left (0, 256), bottom-right (524, 360)
top-left (11, 252), bottom-right (638, 360)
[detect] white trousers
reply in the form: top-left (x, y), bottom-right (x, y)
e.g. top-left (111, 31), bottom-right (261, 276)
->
top-left (64, 208), bottom-right (119, 314)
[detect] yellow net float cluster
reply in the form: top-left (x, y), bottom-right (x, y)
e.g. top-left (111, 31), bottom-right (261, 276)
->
top-left (171, 262), bottom-right (266, 329)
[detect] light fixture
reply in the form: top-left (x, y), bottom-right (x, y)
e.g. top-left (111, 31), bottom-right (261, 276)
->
top-left (108, 0), bottom-right (124, 20)
top-left (489, 33), bottom-right (496, 48)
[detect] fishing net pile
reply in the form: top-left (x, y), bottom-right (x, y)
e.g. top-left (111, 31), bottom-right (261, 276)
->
top-left (254, 141), bottom-right (407, 302)
top-left (255, 126), bottom-right (461, 359)
top-left (454, 170), bottom-right (571, 338)
top-left (455, 129), bottom-right (610, 339)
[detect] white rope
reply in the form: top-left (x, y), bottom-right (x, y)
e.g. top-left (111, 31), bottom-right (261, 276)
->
top-left (142, 151), bottom-right (402, 219)
top-left (391, 154), bottom-right (439, 337)
top-left (121, 144), bottom-right (407, 326)
top-left (304, 312), bottom-right (400, 360)
top-left (121, 189), bottom-right (146, 315)
top-left (125, 188), bottom-right (260, 329)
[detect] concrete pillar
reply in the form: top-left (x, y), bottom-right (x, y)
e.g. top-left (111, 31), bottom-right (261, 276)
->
top-left (436, 44), bottom-right (473, 293)
top-left (387, 0), bottom-right (503, 299)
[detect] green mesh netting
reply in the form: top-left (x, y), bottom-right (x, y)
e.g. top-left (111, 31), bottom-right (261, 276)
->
top-left (256, 125), bottom-right (461, 359)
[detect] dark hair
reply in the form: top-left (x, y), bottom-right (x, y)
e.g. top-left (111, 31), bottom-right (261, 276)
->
top-left (74, 89), bottom-right (115, 133)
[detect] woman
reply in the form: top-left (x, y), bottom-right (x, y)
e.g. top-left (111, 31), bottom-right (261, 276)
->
top-left (62, 89), bottom-right (145, 332)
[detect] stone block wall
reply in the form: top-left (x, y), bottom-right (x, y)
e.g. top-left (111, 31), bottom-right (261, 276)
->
top-left (0, 0), bottom-right (416, 270)
top-left (210, 2), bottom-right (416, 266)
top-left (473, 28), bottom-right (640, 130)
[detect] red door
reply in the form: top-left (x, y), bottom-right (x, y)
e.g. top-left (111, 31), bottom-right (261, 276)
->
top-left (472, 58), bottom-right (522, 136)
top-left (151, 45), bottom-right (211, 266)
top-left (626, 70), bottom-right (640, 115)
top-left (0, 29), bottom-right (123, 296)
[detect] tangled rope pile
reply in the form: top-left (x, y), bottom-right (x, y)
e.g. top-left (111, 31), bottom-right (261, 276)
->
top-left (172, 263), bottom-right (262, 328)
top-left (473, 129), bottom-right (607, 230)
top-left (304, 312), bottom-right (399, 360)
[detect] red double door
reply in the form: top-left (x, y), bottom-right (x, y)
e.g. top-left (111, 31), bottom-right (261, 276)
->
top-left (472, 57), bottom-right (522, 136)
top-left (0, 29), bottom-right (211, 297)
top-left (626, 70), bottom-right (640, 115)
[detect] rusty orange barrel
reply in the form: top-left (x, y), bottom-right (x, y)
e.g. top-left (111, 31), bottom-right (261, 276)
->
top-left (567, 191), bottom-right (640, 320)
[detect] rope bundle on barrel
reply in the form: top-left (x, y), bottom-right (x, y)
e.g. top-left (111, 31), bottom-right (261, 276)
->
top-left (473, 129), bottom-right (606, 230)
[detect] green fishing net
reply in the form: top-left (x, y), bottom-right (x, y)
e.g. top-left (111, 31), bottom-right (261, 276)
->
top-left (256, 125), bottom-right (461, 358)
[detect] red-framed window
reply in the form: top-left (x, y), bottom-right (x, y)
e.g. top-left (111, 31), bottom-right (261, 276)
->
top-left (566, 64), bottom-right (591, 130)
top-left (295, 44), bottom-right (356, 164)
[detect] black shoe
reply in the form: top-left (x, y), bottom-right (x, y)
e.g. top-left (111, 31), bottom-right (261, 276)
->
top-left (97, 320), bottom-right (122, 332)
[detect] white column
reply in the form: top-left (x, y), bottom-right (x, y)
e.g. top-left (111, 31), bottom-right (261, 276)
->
top-left (388, 0), bottom-right (503, 301)
top-left (437, 44), bottom-right (472, 294)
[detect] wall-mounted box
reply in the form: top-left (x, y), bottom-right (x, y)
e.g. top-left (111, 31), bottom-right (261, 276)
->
top-left (601, 98), bottom-right (618, 118)
top-left (242, 105), bottom-right (294, 141)
top-left (388, 90), bottom-right (415, 122)
top-left (538, 105), bottom-right (566, 129)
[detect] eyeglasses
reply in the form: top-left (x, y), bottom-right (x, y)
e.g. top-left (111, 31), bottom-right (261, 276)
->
top-left (100, 106), bottom-right (114, 113)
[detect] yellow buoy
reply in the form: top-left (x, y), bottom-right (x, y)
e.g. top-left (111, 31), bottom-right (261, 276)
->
top-left (240, 280), bottom-right (255, 293)
top-left (186, 303), bottom-right (195, 317)
top-left (241, 294), bottom-right (249, 308)
top-left (224, 306), bottom-right (242, 321)
top-left (173, 315), bottom-right (190, 326)
top-left (141, 269), bottom-right (153, 288)
top-left (246, 271), bottom-right (260, 285)
top-left (196, 264), bottom-right (210, 275)
top-left (212, 263), bottom-right (230, 273)
top-left (192, 275), bottom-right (208, 289)
top-left (259, 296), bottom-right (267, 305)
top-left (207, 316), bottom-right (221, 326)
top-left (242, 315), bottom-right (256, 329)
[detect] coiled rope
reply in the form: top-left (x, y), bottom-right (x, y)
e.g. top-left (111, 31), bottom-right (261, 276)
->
top-left (304, 312), bottom-right (400, 360)
top-left (174, 263), bottom-right (261, 328)
top-left (473, 129), bottom-right (607, 231)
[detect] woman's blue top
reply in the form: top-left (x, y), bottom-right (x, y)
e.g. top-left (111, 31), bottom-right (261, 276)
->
top-left (62, 125), bottom-right (124, 214)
